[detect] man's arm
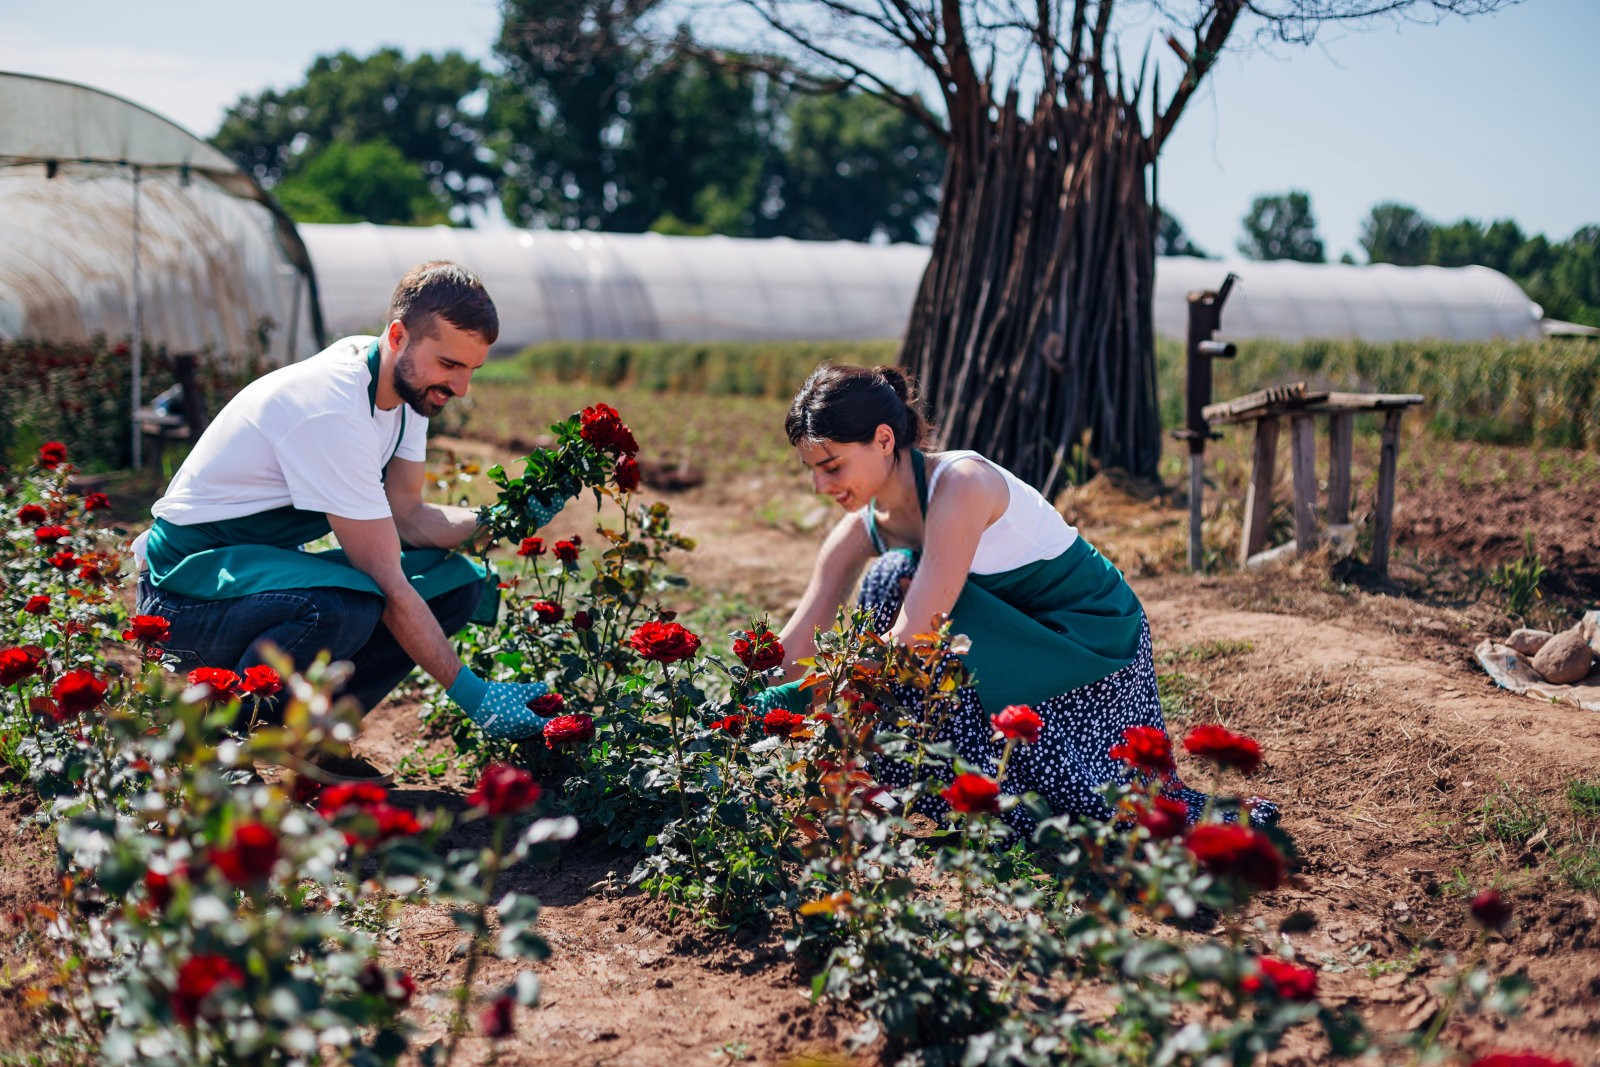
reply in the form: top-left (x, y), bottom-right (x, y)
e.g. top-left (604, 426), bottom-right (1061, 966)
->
top-left (327, 512), bottom-right (462, 686)
top-left (383, 457), bottom-right (481, 549)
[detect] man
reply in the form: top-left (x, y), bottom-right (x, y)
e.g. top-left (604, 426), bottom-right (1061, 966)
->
top-left (135, 262), bottom-right (559, 757)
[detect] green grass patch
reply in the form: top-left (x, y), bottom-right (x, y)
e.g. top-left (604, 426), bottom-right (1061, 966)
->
top-left (1156, 671), bottom-right (1203, 724)
top-left (1567, 778), bottom-right (1600, 818)
top-left (1474, 786), bottom-right (1549, 848)
top-left (1158, 639), bottom-right (1255, 666)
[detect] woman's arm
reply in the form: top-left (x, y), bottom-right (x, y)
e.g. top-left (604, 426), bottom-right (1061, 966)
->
top-left (775, 511), bottom-right (876, 678)
top-left (890, 459), bottom-right (1008, 643)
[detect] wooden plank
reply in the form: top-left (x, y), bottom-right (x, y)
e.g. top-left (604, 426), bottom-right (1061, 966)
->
top-left (1326, 411), bottom-right (1354, 525)
top-left (1239, 416), bottom-right (1280, 567)
top-left (1371, 409), bottom-right (1404, 577)
top-left (1289, 412), bottom-right (1318, 553)
top-left (1203, 382), bottom-right (1329, 425)
top-left (1304, 392), bottom-right (1425, 412)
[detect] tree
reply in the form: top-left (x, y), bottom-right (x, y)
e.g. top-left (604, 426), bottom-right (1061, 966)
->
top-left (272, 140), bottom-right (452, 226)
top-left (668, 0), bottom-right (1508, 488)
top-left (1360, 202), bottom-right (1433, 265)
top-left (214, 48), bottom-right (496, 219)
top-left (1238, 191), bottom-right (1325, 263)
top-left (1156, 210), bottom-right (1209, 258)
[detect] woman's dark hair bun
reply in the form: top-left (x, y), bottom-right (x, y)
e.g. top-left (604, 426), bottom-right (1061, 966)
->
top-left (785, 363), bottom-right (932, 452)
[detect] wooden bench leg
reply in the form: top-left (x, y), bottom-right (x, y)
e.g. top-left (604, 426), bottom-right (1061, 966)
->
top-left (1371, 409), bottom-right (1403, 577)
top-left (1239, 416), bottom-right (1280, 567)
top-left (1326, 412), bottom-right (1354, 525)
top-left (1290, 413), bottom-right (1318, 553)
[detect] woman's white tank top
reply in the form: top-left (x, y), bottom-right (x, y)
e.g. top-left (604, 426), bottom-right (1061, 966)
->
top-left (860, 450), bottom-right (1078, 574)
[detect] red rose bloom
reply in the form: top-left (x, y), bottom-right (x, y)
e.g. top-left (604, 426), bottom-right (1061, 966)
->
top-left (578, 403), bottom-right (639, 456)
top-left (23, 595), bottom-right (49, 615)
top-left (0, 647), bottom-right (41, 687)
top-left (572, 610), bottom-right (593, 631)
top-left (37, 442), bottom-right (67, 470)
top-left (83, 492), bottom-right (111, 511)
top-left (122, 614), bottom-right (171, 644)
top-left (1469, 1054), bottom-right (1579, 1067)
top-left (733, 629), bottom-right (784, 671)
top-left (1470, 889), bottom-right (1512, 929)
top-left (711, 713), bottom-right (747, 734)
top-left (171, 954), bottom-right (246, 1026)
top-left (629, 620), bottom-right (701, 663)
top-left (481, 992), bottom-right (516, 1038)
top-left (33, 524), bottom-right (69, 544)
top-left (1184, 823), bottom-right (1286, 891)
top-left (239, 665), bottom-right (282, 696)
top-left (51, 670), bottom-right (107, 717)
top-left (17, 504), bottom-right (48, 525)
top-left (942, 772), bottom-right (1002, 815)
top-left (1109, 725), bottom-right (1176, 777)
top-left (317, 782), bottom-right (389, 818)
top-left (343, 803), bottom-right (424, 846)
top-left (991, 704), bottom-right (1043, 744)
top-left (1182, 724), bottom-right (1263, 776)
top-left (187, 667), bottom-right (240, 697)
top-left (531, 600), bottom-right (564, 624)
top-left (529, 691), bottom-right (566, 717)
top-left (516, 537), bottom-right (545, 557)
top-left (553, 539), bottom-right (580, 564)
top-left (30, 697), bottom-right (63, 722)
top-left (761, 708), bottom-right (807, 737)
top-left (613, 454), bottom-right (641, 492)
top-left (210, 822), bottom-right (280, 885)
top-left (1241, 956), bottom-right (1318, 1001)
top-left (143, 863), bottom-right (188, 913)
top-left (1134, 795), bottom-right (1190, 840)
top-left (47, 550), bottom-right (75, 571)
top-left (358, 962), bottom-right (417, 1006)
top-left (467, 763), bottom-right (541, 816)
top-left (544, 712), bottom-right (596, 748)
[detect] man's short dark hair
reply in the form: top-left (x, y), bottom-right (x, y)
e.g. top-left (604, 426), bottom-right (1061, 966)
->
top-left (387, 261), bottom-right (499, 345)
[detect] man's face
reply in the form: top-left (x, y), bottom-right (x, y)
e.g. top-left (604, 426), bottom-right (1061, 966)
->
top-left (391, 318), bottom-right (490, 417)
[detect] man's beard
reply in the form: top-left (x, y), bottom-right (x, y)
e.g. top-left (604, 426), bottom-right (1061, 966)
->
top-left (394, 348), bottom-right (451, 417)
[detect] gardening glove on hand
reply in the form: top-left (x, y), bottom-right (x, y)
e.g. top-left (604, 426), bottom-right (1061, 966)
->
top-left (525, 494), bottom-right (565, 530)
top-left (446, 666), bottom-right (551, 740)
top-left (751, 680), bottom-right (809, 716)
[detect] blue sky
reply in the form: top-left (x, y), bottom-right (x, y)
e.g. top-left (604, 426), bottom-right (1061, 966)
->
top-left (1, 0), bottom-right (1592, 258)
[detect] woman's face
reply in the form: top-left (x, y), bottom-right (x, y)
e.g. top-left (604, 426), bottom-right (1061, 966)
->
top-left (795, 426), bottom-right (896, 510)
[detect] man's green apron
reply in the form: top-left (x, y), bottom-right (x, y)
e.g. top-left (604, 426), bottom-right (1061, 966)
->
top-left (863, 450), bottom-right (1143, 709)
top-left (143, 341), bottom-right (497, 623)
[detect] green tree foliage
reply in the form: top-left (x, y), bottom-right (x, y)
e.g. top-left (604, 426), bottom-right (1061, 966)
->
top-left (272, 140), bottom-right (452, 225)
top-left (1237, 191), bottom-right (1325, 263)
top-left (1156, 209), bottom-right (1208, 258)
top-left (1359, 202), bottom-right (1432, 266)
top-left (213, 48), bottom-right (496, 221)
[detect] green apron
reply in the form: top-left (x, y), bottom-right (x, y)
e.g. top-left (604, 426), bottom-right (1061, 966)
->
top-left (144, 341), bottom-right (498, 623)
top-left (864, 450), bottom-right (1142, 709)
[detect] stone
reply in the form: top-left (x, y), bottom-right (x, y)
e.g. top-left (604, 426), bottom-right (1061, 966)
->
top-left (1506, 628), bottom-right (1554, 657)
top-left (1529, 627), bottom-right (1594, 684)
top-left (1583, 611), bottom-right (1600, 655)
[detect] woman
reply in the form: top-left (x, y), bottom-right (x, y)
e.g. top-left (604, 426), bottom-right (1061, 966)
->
top-left (760, 364), bottom-right (1272, 834)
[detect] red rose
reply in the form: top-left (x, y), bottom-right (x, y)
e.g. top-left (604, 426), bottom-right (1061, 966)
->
top-left (33, 524), bottom-right (69, 544)
top-left (991, 704), bottom-right (1043, 744)
top-left (332, 803), bottom-right (424, 847)
top-left (942, 772), bottom-right (1001, 815)
top-left (733, 629), bottom-right (784, 671)
top-left (1134, 795), bottom-right (1190, 840)
top-left (1469, 1054), bottom-right (1579, 1067)
top-left (210, 822), bottom-right (280, 885)
top-left (481, 992), bottom-right (516, 1039)
top-left (543, 712), bottom-right (596, 748)
top-left (572, 610), bottom-right (593, 631)
top-left (171, 954), bottom-right (245, 1026)
top-left (761, 708), bottom-right (807, 737)
top-left (358, 962), bottom-right (417, 1006)
top-left (47, 550), bottom-right (75, 571)
top-left (30, 697), bottom-right (64, 722)
top-left (143, 862), bottom-right (188, 913)
top-left (1184, 823), bottom-right (1285, 891)
top-left (467, 763), bottom-right (541, 816)
top-left (187, 667), bottom-right (240, 697)
top-left (613, 454), bottom-right (641, 492)
top-left (553, 539), bottom-right (580, 564)
top-left (17, 504), bottom-right (47, 525)
top-left (0, 647), bottom-right (41, 687)
top-left (629, 620), bottom-right (701, 664)
top-left (316, 782), bottom-right (389, 818)
top-left (83, 492), bottom-right (110, 511)
top-left (710, 713), bottom-right (747, 734)
top-left (531, 600), bottom-right (564, 624)
top-left (51, 670), bottom-right (107, 717)
top-left (23, 595), bottom-right (49, 615)
top-left (578, 403), bottom-right (639, 456)
top-left (516, 537), bottom-right (545, 557)
top-left (37, 442), bottom-right (67, 470)
top-left (529, 692), bottom-right (566, 716)
top-left (122, 614), bottom-right (171, 644)
top-left (1109, 725), bottom-right (1175, 777)
top-left (1182, 724), bottom-right (1263, 775)
top-left (1241, 956), bottom-right (1318, 1001)
top-left (1470, 889), bottom-right (1512, 929)
top-left (239, 665), bottom-right (282, 696)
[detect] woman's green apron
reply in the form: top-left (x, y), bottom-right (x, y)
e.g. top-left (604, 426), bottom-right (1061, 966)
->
top-left (862, 450), bottom-right (1142, 709)
top-left (143, 341), bottom-right (497, 623)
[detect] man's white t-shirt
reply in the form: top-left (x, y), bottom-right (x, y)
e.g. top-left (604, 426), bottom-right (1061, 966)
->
top-left (151, 336), bottom-right (429, 526)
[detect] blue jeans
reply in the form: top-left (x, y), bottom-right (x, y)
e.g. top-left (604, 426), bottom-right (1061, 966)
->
top-left (135, 576), bottom-right (480, 718)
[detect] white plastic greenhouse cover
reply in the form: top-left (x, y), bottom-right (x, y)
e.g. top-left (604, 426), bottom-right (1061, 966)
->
top-left (302, 223), bottom-right (1542, 352)
top-left (0, 71), bottom-right (321, 362)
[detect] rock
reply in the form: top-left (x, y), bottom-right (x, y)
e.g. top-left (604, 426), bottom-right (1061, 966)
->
top-left (1529, 627), bottom-right (1594, 684)
top-left (1506, 628), bottom-right (1554, 657)
top-left (1583, 611), bottom-right (1600, 655)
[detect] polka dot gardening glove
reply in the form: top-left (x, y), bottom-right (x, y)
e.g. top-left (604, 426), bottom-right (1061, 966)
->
top-left (525, 494), bottom-right (564, 530)
top-left (751, 679), bottom-right (808, 715)
top-left (445, 666), bottom-right (551, 740)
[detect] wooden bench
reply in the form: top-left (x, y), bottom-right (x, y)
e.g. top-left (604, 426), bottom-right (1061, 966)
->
top-left (1203, 384), bottom-right (1424, 575)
